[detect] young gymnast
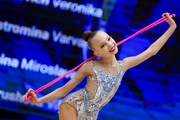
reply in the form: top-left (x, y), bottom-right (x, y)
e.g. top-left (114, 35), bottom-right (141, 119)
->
top-left (22, 13), bottom-right (176, 120)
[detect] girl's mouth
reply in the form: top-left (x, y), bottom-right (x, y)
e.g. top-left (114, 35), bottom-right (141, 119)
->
top-left (109, 46), bottom-right (116, 52)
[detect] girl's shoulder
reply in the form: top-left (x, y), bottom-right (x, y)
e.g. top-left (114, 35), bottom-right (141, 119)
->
top-left (85, 60), bottom-right (96, 66)
top-left (85, 60), bottom-right (94, 66)
top-left (117, 60), bottom-right (124, 66)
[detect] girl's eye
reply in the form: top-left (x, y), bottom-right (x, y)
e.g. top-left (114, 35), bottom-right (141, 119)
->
top-left (108, 37), bottom-right (111, 41)
top-left (101, 44), bottom-right (106, 48)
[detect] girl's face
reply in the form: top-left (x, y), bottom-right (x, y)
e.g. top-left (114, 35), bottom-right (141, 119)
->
top-left (91, 31), bottom-right (118, 58)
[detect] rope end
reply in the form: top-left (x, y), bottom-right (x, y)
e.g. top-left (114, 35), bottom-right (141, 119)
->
top-left (171, 14), bottom-right (176, 17)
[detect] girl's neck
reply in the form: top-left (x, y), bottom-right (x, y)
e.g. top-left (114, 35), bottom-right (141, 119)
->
top-left (98, 55), bottom-right (118, 67)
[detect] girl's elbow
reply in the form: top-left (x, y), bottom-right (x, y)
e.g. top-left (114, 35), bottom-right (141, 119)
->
top-left (149, 47), bottom-right (158, 56)
top-left (61, 89), bottom-right (68, 97)
top-left (152, 50), bottom-right (158, 56)
top-left (56, 87), bottom-right (67, 98)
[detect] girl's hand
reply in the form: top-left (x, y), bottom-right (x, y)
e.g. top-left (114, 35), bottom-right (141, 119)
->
top-left (162, 13), bottom-right (177, 27)
top-left (22, 88), bottom-right (39, 104)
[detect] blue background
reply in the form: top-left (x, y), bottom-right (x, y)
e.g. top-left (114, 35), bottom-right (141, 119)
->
top-left (0, 0), bottom-right (180, 120)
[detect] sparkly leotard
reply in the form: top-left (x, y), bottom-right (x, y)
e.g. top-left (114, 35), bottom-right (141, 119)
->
top-left (61, 60), bottom-right (124, 120)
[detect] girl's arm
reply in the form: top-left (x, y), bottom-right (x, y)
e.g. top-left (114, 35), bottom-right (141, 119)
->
top-left (123, 13), bottom-right (177, 72)
top-left (22, 62), bottom-right (92, 104)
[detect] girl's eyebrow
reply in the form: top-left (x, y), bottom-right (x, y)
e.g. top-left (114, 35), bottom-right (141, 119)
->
top-left (99, 36), bottom-right (109, 46)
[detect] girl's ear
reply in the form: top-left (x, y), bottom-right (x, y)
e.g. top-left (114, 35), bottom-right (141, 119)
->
top-left (94, 51), bottom-right (102, 57)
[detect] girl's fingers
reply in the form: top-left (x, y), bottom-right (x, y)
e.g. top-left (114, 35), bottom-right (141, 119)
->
top-left (28, 88), bottom-right (34, 93)
top-left (31, 92), bottom-right (36, 98)
top-left (162, 13), bottom-right (169, 17)
top-left (26, 89), bottom-right (34, 96)
top-left (22, 88), bottom-right (34, 100)
top-left (161, 13), bottom-right (174, 23)
top-left (22, 95), bottom-right (25, 100)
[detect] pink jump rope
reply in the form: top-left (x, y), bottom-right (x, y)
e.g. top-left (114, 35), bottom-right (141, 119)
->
top-left (24, 14), bottom-right (176, 103)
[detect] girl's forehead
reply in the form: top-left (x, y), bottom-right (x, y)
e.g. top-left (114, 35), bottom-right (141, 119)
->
top-left (92, 32), bottom-right (108, 46)
top-left (94, 31), bottom-right (108, 40)
top-left (97, 31), bottom-right (108, 36)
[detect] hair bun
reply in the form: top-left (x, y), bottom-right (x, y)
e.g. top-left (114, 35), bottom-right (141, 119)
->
top-left (82, 30), bottom-right (92, 42)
